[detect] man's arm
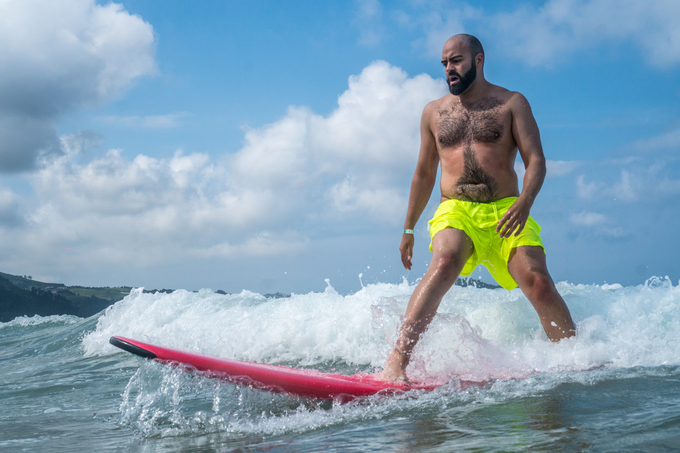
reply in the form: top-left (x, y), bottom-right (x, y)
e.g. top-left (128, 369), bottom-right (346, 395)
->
top-left (497, 93), bottom-right (546, 238)
top-left (400, 102), bottom-right (440, 269)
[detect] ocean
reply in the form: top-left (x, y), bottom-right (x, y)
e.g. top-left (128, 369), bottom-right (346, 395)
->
top-left (2, 277), bottom-right (680, 452)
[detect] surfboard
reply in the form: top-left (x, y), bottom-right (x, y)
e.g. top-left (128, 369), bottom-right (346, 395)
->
top-left (109, 336), bottom-right (446, 400)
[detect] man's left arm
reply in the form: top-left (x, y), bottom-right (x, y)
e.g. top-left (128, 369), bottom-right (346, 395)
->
top-left (497, 93), bottom-right (546, 238)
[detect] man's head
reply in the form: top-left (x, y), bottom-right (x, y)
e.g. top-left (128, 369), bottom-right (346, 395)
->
top-left (441, 34), bottom-right (485, 96)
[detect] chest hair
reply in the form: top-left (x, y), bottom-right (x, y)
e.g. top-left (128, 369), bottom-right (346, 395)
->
top-left (436, 97), bottom-right (507, 201)
top-left (436, 97), bottom-right (505, 148)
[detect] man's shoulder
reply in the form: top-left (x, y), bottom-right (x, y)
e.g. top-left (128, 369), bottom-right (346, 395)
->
top-left (424, 94), bottom-right (450, 111)
top-left (503, 90), bottom-right (533, 115)
top-left (421, 95), bottom-right (450, 121)
top-left (487, 84), bottom-right (525, 103)
top-left (482, 87), bottom-right (532, 116)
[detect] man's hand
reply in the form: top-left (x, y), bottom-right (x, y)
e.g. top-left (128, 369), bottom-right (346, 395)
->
top-left (496, 197), bottom-right (532, 238)
top-left (399, 233), bottom-right (415, 270)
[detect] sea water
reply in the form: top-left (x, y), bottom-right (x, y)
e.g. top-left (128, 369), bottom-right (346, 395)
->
top-left (2, 277), bottom-right (680, 452)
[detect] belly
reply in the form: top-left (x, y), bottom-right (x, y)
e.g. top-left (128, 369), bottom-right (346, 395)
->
top-left (440, 146), bottom-right (520, 202)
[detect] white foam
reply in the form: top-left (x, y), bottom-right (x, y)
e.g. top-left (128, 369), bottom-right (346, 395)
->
top-left (1, 314), bottom-right (80, 329)
top-left (84, 276), bottom-right (680, 382)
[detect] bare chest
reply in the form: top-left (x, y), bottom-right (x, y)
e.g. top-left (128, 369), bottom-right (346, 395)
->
top-left (436, 97), bottom-right (508, 148)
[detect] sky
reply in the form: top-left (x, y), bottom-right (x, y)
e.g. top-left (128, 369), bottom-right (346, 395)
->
top-left (0, 0), bottom-right (679, 294)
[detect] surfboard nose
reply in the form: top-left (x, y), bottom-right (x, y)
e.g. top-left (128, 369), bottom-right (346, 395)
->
top-left (109, 336), bottom-right (158, 359)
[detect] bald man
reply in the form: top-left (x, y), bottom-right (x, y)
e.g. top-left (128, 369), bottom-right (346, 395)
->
top-left (381, 34), bottom-right (576, 382)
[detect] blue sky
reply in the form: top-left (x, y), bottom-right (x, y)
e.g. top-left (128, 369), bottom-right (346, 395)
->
top-left (0, 0), bottom-right (679, 294)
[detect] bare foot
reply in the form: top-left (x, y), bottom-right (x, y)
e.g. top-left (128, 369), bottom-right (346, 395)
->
top-left (380, 354), bottom-right (410, 383)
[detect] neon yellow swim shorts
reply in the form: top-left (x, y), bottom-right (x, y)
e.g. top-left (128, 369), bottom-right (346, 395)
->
top-left (428, 197), bottom-right (544, 290)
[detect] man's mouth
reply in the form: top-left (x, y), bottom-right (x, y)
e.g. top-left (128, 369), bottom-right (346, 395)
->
top-left (449, 76), bottom-right (459, 85)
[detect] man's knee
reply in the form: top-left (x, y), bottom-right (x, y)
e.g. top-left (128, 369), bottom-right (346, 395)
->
top-left (431, 253), bottom-right (464, 276)
top-left (522, 270), bottom-right (557, 301)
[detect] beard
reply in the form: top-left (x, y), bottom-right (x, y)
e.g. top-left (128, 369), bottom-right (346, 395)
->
top-left (448, 62), bottom-right (477, 96)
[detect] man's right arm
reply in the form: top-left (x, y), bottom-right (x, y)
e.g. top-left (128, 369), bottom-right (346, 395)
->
top-left (400, 102), bottom-right (440, 270)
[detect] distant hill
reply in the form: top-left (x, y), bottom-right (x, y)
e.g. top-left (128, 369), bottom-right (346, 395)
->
top-left (0, 271), bottom-right (64, 290)
top-left (0, 275), bottom-right (83, 322)
top-left (0, 272), bottom-right (131, 322)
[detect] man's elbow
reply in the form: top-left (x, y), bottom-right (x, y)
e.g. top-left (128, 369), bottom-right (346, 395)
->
top-left (525, 155), bottom-right (546, 174)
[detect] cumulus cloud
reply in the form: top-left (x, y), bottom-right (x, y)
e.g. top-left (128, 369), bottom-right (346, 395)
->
top-left (0, 61), bottom-right (444, 272)
top-left (230, 60), bottom-right (444, 221)
top-left (309, 61), bottom-right (442, 167)
top-left (329, 176), bottom-right (403, 220)
top-left (0, 0), bottom-right (155, 172)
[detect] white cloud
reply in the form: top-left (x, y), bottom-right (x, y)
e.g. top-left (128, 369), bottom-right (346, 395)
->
top-left (393, 0), bottom-right (680, 67)
top-left (628, 127), bottom-right (680, 154)
top-left (516, 159), bottom-right (579, 185)
top-left (568, 210), bottom-right (627, 239)
top-left (599, 226), bottom-right (626, 238)
top-left (576, 170), bottom-right (639, 201)
top-left (189, 232), bottom-right (310, 259)
top-left (419, 12), bottom-right (469, 58)
top-left (0, 0), bottom-right (155, 172)
top-left (401, 4), bottom-right (481, 58)
top-left (309, 61), bottom-right (443, 167)
top-left (574, 157), bottom-right (680, 203)
top-left (99, 113), bottom-right (189, 129)
top-left (354, 0), bottom-right (385, 46)
top-left (489, 0), bottom-right (680, 67)
top-left (576, 174), bottom-right (600, 199)
top-left (329, 176), bottom-right (404, 220)
top-left (547, 160), bottom-right (581, 177)
top-left (0, 61), bottom-right (442, 273)
top-left (230, 60), bottom-right (443, 219)
top-left (611, 170), bottom-right (637, 202)
top-left (570, 211), bottom-right (606, 226)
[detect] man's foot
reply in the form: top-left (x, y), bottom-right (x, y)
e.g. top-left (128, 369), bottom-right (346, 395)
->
top-left (380, 353), bottom-right (410, 382)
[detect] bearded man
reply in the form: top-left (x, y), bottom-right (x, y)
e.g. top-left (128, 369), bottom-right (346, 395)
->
top-left (381, 34), bottom-right (576, 382)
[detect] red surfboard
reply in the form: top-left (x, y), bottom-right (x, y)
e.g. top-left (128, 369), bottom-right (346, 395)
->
top-left (109, 336), bottom-right (449, 400)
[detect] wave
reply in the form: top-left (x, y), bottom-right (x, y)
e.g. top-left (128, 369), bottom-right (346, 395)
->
top-left (82, 276), bottom-right (680, 382)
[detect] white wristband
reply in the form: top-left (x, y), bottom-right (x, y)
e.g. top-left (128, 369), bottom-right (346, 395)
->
top-left (403, 229), bottom-right (414, 234)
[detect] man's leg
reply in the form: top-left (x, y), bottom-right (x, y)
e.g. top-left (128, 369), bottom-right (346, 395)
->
top-left (381, 228), bottom-right (474, 381)
top-left (507, 246), bottom-right (576, 341)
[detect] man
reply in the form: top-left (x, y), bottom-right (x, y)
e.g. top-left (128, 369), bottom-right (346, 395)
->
top-left (381, 34), bottom-right (576, 382)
